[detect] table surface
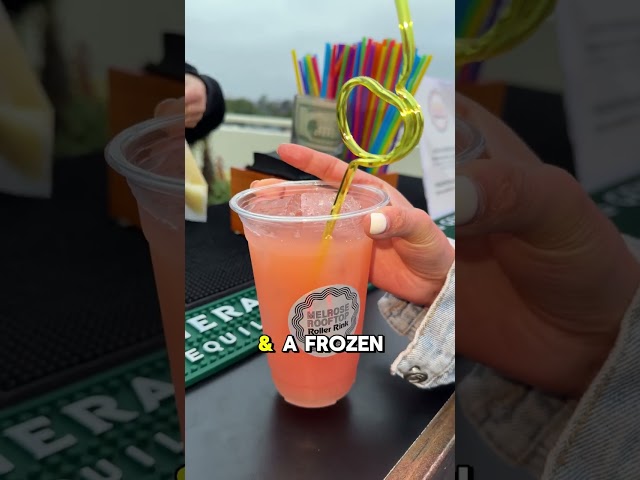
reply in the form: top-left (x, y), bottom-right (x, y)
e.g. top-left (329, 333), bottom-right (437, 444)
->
top-left (186, 289), bottom-right (454, 480)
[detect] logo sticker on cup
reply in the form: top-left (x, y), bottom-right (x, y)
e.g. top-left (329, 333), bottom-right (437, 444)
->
top-left (288, 285), bottom-right (360, 357)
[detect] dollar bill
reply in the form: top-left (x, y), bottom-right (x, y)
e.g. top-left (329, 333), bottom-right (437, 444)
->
top-left (291, 95), bottom-right (343, 156)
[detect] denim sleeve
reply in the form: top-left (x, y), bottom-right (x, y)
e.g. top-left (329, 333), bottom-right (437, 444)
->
top-left (377, 239), bottom-right (455, 388)
top-left (458, 234), bottom-right (640, 479)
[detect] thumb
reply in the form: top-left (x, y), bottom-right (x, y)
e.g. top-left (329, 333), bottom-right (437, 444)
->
top-left (456, 156), bottom-right (593, 242)
top-left (365, 206), bottom-right (442, 245)
top-left (455, 93), bottom-right (540, 166)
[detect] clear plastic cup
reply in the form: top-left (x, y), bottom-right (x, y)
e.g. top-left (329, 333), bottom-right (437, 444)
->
top-left (456, 116), bottom-right (486, 165)
top-left (105, 115), bottom-right (185, 437)
top-left (230, 181), bottom-right (389, 407)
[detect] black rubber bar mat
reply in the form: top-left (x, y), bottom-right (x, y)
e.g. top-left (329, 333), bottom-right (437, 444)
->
top-left (0, 156), bottom-right (165, 408)
top-left (185, 205), bottom-right (254, 308)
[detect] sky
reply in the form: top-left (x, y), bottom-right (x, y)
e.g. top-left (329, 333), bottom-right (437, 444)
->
top-left (186, 0), bottom-right (455, 101)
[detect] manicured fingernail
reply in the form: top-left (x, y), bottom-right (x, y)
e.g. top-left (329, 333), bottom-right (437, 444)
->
top-left (456, 175), bottom-right (479, 225)
top-left (276, 144), bottom-right (289, 156)
top-left (369, 212), bottom-right (387, 235)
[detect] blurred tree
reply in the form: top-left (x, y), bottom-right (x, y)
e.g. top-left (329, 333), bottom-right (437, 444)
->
top-left (257, 95), bottom-right (269, 113)
top-left (225, 97), bottom-right (292, 118)
top-left (4, 0), bottom-right (108, 155)
top-left (225, 98), bottom-right (257, 115)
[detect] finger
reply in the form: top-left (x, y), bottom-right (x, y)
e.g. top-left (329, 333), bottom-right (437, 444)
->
top-left (250, 178), bottom-right (287, 199)
top-left (184, 84), bottom-right (200, 104)
top-left (456, 156), bottom-right (598, 243)
top-left (365, 206), bottom-right (441, 245)
top-left (185, 111), bottom-right (204, 128)
top-left (278, 143), bottom-right (377, 185)
top-left (365, 206), bottom-right (455, 275)
top-left (455, 93), bottom-right (540, 166)
top-left (185, 73), bottom-right (204, 102)
top-left (251, 178), bottom-right (285, 189)
top-left (277, 143), bottom-right (411, 208)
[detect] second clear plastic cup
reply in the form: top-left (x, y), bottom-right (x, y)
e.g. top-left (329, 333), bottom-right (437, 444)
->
top-left (230, 181), bottom-right (390, 407)
top-left (105, 115), bottom-right (185, 437)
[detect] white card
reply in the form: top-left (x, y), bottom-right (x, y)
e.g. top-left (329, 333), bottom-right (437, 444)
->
top-left (185, 141), bottom-right (208, 223)
top-left (416, 77), bottom-right (455, 220)
top-left (556, 0), bottom-right (640, 192)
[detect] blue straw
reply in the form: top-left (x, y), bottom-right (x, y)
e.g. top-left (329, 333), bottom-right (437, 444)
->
top-left (299, 59), bottom-right (309, 95)
top-left (381, 54), bottom-right (424, 167)
top-left (320, 43), bottom-right (331, 98)
top-left (406, 53), bottom-right (422, 92)
top-left (369, 102), bottom-right (400, 154)
top-left (352, 40), bottom-right (362, 77)
top-left (369, 51), bottom-right (421, 155)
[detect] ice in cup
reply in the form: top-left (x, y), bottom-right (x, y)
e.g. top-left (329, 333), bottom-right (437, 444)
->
top-left (105, 115), bottom-right (185, 436)
top-left (230, 181), bottom-right (389, 407)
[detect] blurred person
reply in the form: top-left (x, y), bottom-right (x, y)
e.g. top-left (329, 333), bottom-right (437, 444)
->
top-left (156, 65), bottom-right (226, 196)
top-left (184, 63), bottom-right (225, 143)
top-left (154, 65), bottom-right (225, 138)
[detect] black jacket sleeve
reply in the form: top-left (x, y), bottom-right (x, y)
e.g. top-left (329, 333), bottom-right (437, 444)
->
top-left (185, 63), bottom-right (226, 144)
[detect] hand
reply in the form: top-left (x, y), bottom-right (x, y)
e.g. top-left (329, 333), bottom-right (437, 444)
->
top-left (153, 97), bottom-right (185, 137)
top-left (250, 144), bottom-right (455, 307)
top-left (456, 94), bottom-right (640, 396)
top-left (185, 73), bottom-right (207, 128)
top-left (154, 97), bottom-right (183, 117)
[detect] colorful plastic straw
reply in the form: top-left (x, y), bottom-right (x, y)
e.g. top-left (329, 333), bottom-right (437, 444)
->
top-left (321, 0), bottom-right (426, 240)
top-left (291, 50), bottom-right (303, 94)
top-left (456, 0), bottom-right (557, 67)
top-left (291, 14), bottom-right (432, 173)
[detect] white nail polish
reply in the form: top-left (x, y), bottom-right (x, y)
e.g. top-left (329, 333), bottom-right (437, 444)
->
top-left (456, 175), bottom-right (479, 225)
top-left (369, 213), bottom-right (387, 235)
